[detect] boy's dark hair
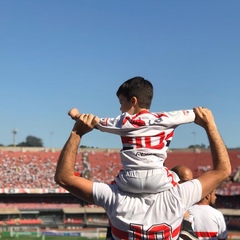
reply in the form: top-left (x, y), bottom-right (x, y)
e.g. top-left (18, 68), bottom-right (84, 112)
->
top-left (116, 76), bottom-right (153, 109)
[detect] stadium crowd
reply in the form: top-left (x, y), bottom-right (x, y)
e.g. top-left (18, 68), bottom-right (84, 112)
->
top-left (0, 150), bottom-right (60, 189)
top-left (0, 149), bottom-right (239, 192)
top-left (0, 149), bottom-right (122, 189)
top-left (0, 148), bottom-right (239, 232)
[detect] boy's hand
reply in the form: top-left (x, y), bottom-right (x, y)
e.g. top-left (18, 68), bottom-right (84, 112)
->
top-left (68, 108), bottom-right (81, 120)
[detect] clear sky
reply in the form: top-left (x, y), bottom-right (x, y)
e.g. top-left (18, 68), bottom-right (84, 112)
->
top-left (0, 1), bottom-right (239, 149)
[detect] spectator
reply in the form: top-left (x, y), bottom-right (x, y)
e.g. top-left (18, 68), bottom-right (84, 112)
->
top-left (172, 165), bottom-right (198, 240)
top-left (171, 165), bottom-right (193, 183)
top-left (191, 189), bottom-right (228, 240)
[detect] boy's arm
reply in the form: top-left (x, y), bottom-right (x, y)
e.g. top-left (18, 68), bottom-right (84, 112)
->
top-left (164, 109), bottom-right (195, 126)
top-left (54, 113), bottom-right (99, 204)
top-left (68, 107), bottom-right (124, 135)
top-left (96, 116), bottom-right (123, 135)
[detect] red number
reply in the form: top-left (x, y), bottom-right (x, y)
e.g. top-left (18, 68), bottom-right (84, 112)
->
top-left (121, 131), bottom-right (174, 150)
top-left (130, 223), bottom-right (172, 240)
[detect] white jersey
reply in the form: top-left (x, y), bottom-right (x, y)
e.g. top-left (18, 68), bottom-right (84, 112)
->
top-left (191, 204), bottom-right (228, 240)
top-left (96, 109), bottom-right (195, 193)
top-left (93, 179), bottom-right (202, 240)
top-left (97, 109), bottom-right (195, 170)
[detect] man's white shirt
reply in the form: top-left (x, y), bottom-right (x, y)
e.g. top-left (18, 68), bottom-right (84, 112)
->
top-left (93, 179), bottom-right (202, 240)
top-left (191, 204), bottom-right (228, 240)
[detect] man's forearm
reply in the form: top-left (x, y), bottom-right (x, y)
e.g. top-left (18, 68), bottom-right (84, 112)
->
top-left (55, 114), bottom-right (97, 203)
top-left (55, 130), bottom-right (94, 203)
top-left (55, 131), bottom-right (80, 187)
top-left (199, 123), bottom-right (231, 198)
top-left (206, 124), bottom-right (231, 176)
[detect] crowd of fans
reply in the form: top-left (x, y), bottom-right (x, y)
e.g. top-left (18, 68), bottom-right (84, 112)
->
top-left (0, 149), bottom-right (239, 232)
top-left (0, 149), bottom-right (122, 189)
top-left (0, 150), bottom-right (60, 189)
top-left (0, 149), bottom-right (239, 191)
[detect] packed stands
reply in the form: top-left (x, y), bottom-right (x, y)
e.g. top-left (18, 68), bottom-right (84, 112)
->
top-left (0, 147), bottom-right (240, 193)
top-left (0, 147), bottom-right (239, 231)
top-left (0, 149), bottom-right (60, 189)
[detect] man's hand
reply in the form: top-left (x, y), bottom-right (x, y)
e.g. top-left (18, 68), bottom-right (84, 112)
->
top-left (193, 107), bottom-right (216, 130)
top-left (72, 113), bottom-right (99, 137)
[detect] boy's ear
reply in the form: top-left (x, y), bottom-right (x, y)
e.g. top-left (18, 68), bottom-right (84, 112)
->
top-left (131, 96), bottom-right (138, 106)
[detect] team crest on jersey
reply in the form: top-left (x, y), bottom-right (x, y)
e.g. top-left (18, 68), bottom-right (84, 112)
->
top-left (182, 110), bottom-right (190, 115)
top-left (168, 111), bottom-right (179, 116)
top-left (99, 118), bottom-right (108, 126)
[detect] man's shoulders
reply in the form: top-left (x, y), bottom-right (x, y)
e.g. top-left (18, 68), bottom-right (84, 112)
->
top-left (191, 204), bottom-right (224, 219)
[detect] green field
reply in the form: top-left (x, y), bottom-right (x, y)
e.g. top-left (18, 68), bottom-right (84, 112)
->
top-left (0, 228), bottom-right (106, 240)
top-left (1, 231), bottom-right (240, 240)
top-left (0, 237), bottom-right (104, 240)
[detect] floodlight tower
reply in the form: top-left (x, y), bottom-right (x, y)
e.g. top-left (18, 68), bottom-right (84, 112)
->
top-left (192, 131), bottom-right (196, 152)
top-left (12, 129), bottom-right (18, 147)
top-left (50, 131), bottom-right (54, 149)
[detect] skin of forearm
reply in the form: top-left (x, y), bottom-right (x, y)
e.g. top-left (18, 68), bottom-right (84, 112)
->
top-left (55, 131), bottom-right (80, 187)
top-left (198, 121), bottom-right (231, 198)
top-left (206, 123), bottom-right (231, 177)
top-left (55, 131), bottom-right (94, 203)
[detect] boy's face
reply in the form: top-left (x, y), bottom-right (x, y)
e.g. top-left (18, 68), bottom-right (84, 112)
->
top-left (118, 95), bottom-right (134, 114)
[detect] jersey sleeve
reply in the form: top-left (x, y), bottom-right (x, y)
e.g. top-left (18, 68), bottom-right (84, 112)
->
top-left (163, 109), bottom-right (195, 127)
top-left (93, 182), bottom-right (118, 213)
top-left (95, 113), bottom-right (126, 135)
top-left (178, 179), bottom-right (202, 211)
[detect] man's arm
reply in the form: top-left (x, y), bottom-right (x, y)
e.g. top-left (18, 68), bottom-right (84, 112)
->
top-left (194, 107), bottom-right (231, 198)
top-left (54, 113), bottom-right (99, 204)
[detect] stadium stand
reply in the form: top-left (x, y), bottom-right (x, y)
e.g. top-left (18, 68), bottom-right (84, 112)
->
top-left (0, 147), bottom-right (239, 232)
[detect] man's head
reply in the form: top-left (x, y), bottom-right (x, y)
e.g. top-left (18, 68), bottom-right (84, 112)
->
top-left (209, 189), bottom-right (217, 206)
top-left (171, 165), bottom-right (193, 183)
top-left (198, 189), bottom-right (217, 206)
top-left (116, 76), bottom-right (153, 114)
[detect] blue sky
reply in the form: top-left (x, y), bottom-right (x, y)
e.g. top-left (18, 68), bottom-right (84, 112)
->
top-left (0, 1), bottom-right (239, 149)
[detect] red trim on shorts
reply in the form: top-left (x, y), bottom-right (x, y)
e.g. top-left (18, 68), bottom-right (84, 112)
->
top-left (165, 167), bottom-right (178, 186)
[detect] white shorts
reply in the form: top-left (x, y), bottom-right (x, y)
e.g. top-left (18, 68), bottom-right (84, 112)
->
top-left (114, 167), bottom-right (180, 193)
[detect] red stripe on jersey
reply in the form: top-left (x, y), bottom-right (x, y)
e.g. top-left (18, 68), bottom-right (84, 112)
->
top-left (133, 110), bottom-right (158, 119)
top-left (134, 110), bottom-right (168, 119)
top-left (122, 110), bottom-right (169, 128)
top-left (196, 231), bottom-right (218, 238)
top-left (122, 116), bottom-right (128, 126)
top-left (123, 116), bottom-right (146, 128)
top-left (145, 136), bottom-right (151, 148)
top-left (110, 222), bottom-right (129, 239)
top-left (157, 113), bottom-right (168, 118)
top-left (172, 224), bottom-right (181, 238)
top-left (134, 110), bottom-right (150, 117)
top-left (165, 130), bottom-right (174, 141)
top-left (121, 136), bottom-right (133, 145)
top-left (135, 137), bottom-right (142, 148)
